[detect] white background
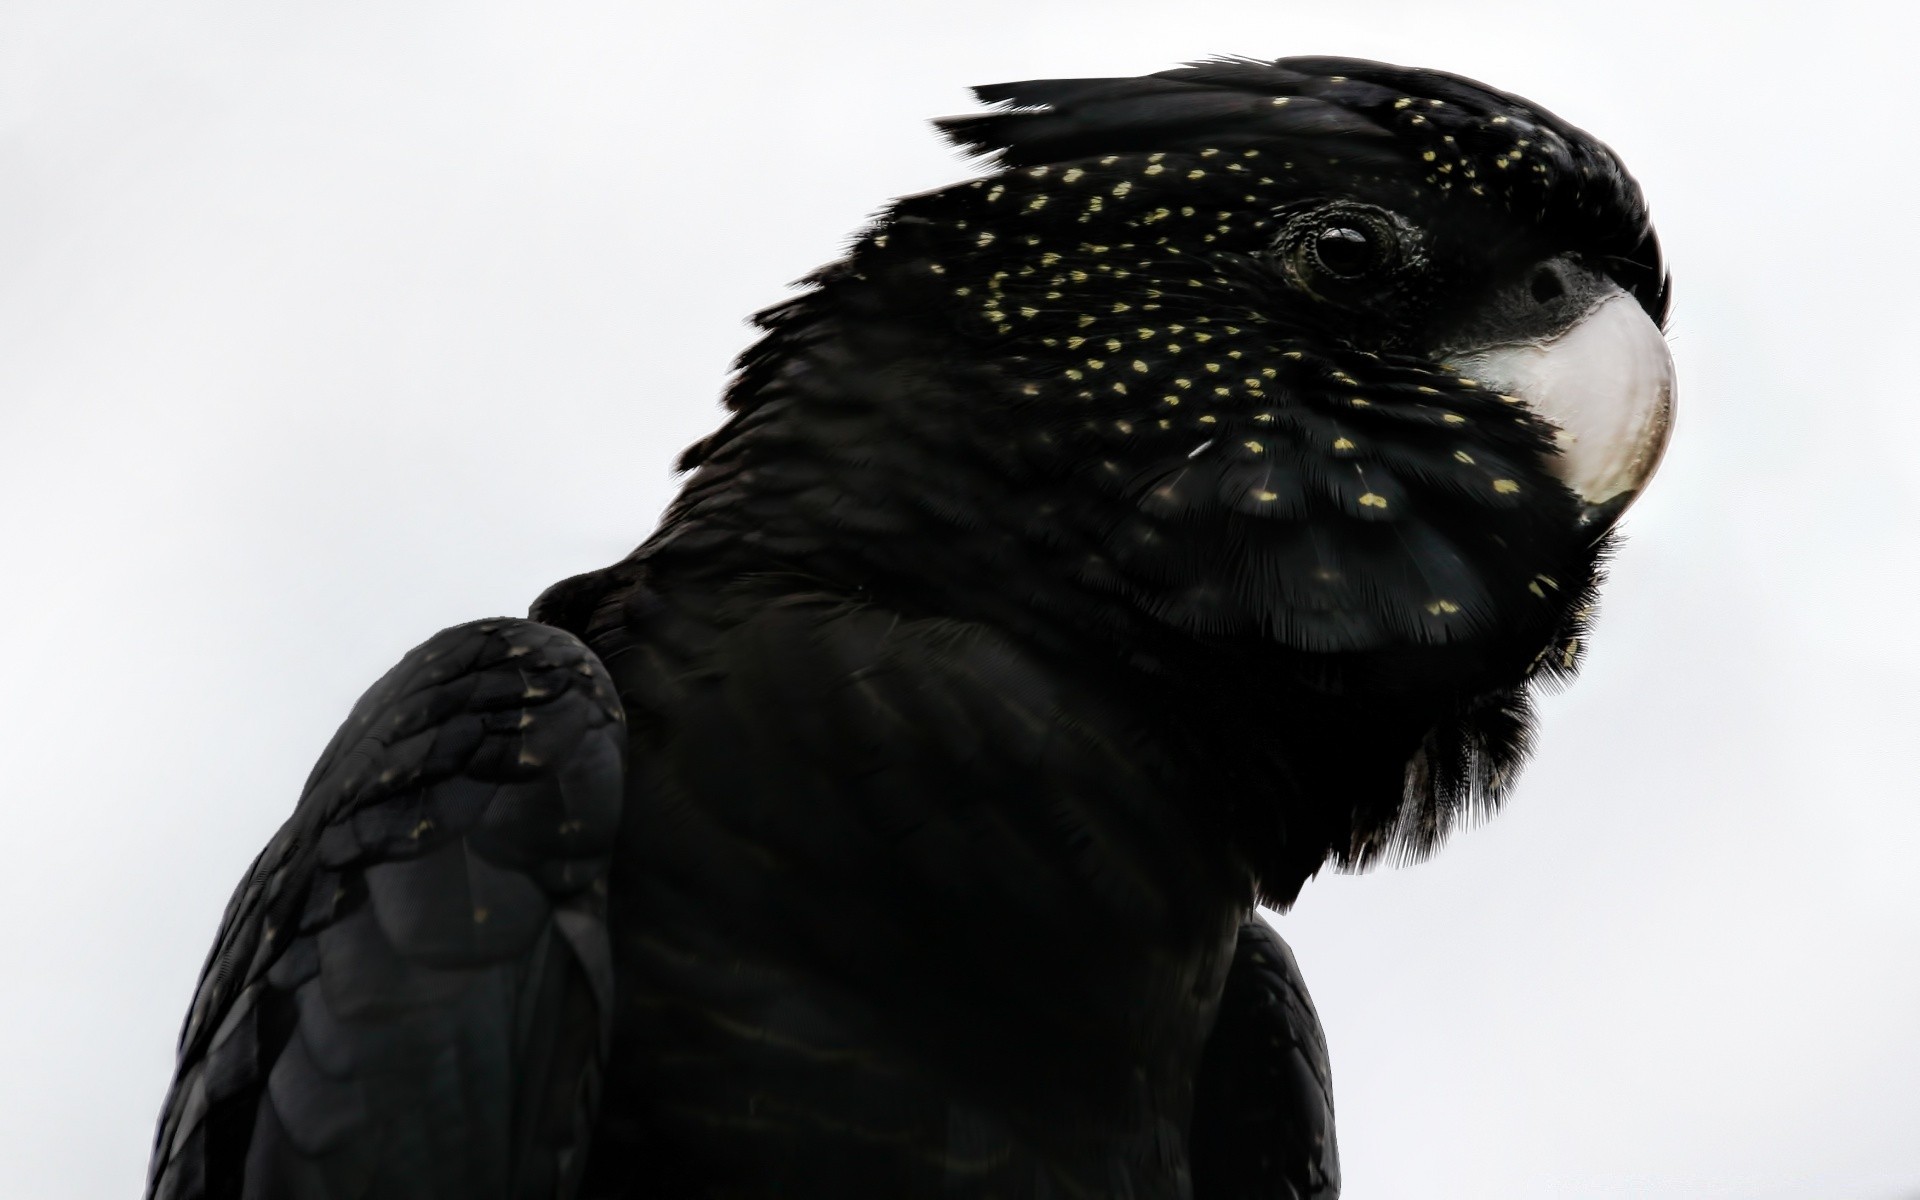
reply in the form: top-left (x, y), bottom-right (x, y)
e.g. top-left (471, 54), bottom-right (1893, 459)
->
top-left (3, 2), bottom-right (1916, 1197)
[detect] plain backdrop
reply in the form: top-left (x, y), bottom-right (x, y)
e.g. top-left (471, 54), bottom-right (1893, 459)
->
top-left (3, 2), bottom-right (1917, 1197)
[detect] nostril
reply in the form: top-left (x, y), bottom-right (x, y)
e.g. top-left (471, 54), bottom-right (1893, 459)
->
top-left (1530, 267), bottom-right (1566, 305)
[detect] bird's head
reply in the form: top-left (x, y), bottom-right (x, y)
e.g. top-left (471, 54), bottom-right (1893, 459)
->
top-left (666, 56), bottom-right (1674, 872)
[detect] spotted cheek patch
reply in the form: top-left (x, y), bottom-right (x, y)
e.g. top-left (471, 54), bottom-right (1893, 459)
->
top-left (853, 148), bottom-right (1601, 656)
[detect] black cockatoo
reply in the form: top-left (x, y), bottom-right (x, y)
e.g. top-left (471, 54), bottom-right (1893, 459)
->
top-left (146, 56), bottom-right (1672, 1200)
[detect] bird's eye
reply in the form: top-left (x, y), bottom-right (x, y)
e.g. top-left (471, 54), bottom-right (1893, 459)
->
top-left (1311, 225), bottom-right (1384, 278)
top-left (1275, 203), bottom-right (1407, 297)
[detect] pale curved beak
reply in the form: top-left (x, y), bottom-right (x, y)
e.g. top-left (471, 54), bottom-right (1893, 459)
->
top-left (1444, 288), bottom-right (1675, 526)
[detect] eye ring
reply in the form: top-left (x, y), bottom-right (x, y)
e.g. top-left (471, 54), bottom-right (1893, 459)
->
top-left (1274, 203), bottom-right (1408, 294)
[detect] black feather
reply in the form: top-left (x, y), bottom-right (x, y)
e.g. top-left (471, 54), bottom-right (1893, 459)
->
top-left (156, 54), bottom-right (1670, 1199)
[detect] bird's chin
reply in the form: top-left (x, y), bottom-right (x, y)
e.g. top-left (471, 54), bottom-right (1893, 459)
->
top-left (1443, 288), bottom-right (1675, 530)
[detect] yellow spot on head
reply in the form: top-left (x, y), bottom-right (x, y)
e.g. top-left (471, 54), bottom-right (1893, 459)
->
top-left (1425, 599), bottom-right (1461, 615)
top-left (1493, 479), bottom-right (1521, 494)
top-left (1244, 440), bottom-right (1265, 453)
top-left (1358, 493), bottom-right (1388, 508)
top-left (1187, 169), bottom-right (1206, 180)
top-left (1350, 397), bottom-right (1369, 407)
top-left (1333, 437), bottom-right (1355, 451)
top-left (1443, 413), bottom-right (1466, 425)
top-left (1453, 450), bottom-right (1475, 464)
top-left (1253, 489), bottom-right (1279, 502)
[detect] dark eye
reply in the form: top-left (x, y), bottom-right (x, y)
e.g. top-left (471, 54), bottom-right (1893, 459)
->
top-left (1276, 203), bottom-right (1407, 296)
top-left (1312, 225), bottom-right (1383, 278)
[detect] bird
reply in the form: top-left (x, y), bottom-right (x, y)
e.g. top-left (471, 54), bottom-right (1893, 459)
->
top-left (144, 55), bottom-right (1672, 1200)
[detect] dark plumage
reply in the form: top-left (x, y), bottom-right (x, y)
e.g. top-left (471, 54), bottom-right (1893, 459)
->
top-left (148, 56), bottom-right (1669, 1199)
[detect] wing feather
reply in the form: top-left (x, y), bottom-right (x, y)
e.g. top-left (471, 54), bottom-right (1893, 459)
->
top-left (147, 619), bottom-right (625, 1200)
top-left (1191, 920), bottom-right (1340, 1199)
